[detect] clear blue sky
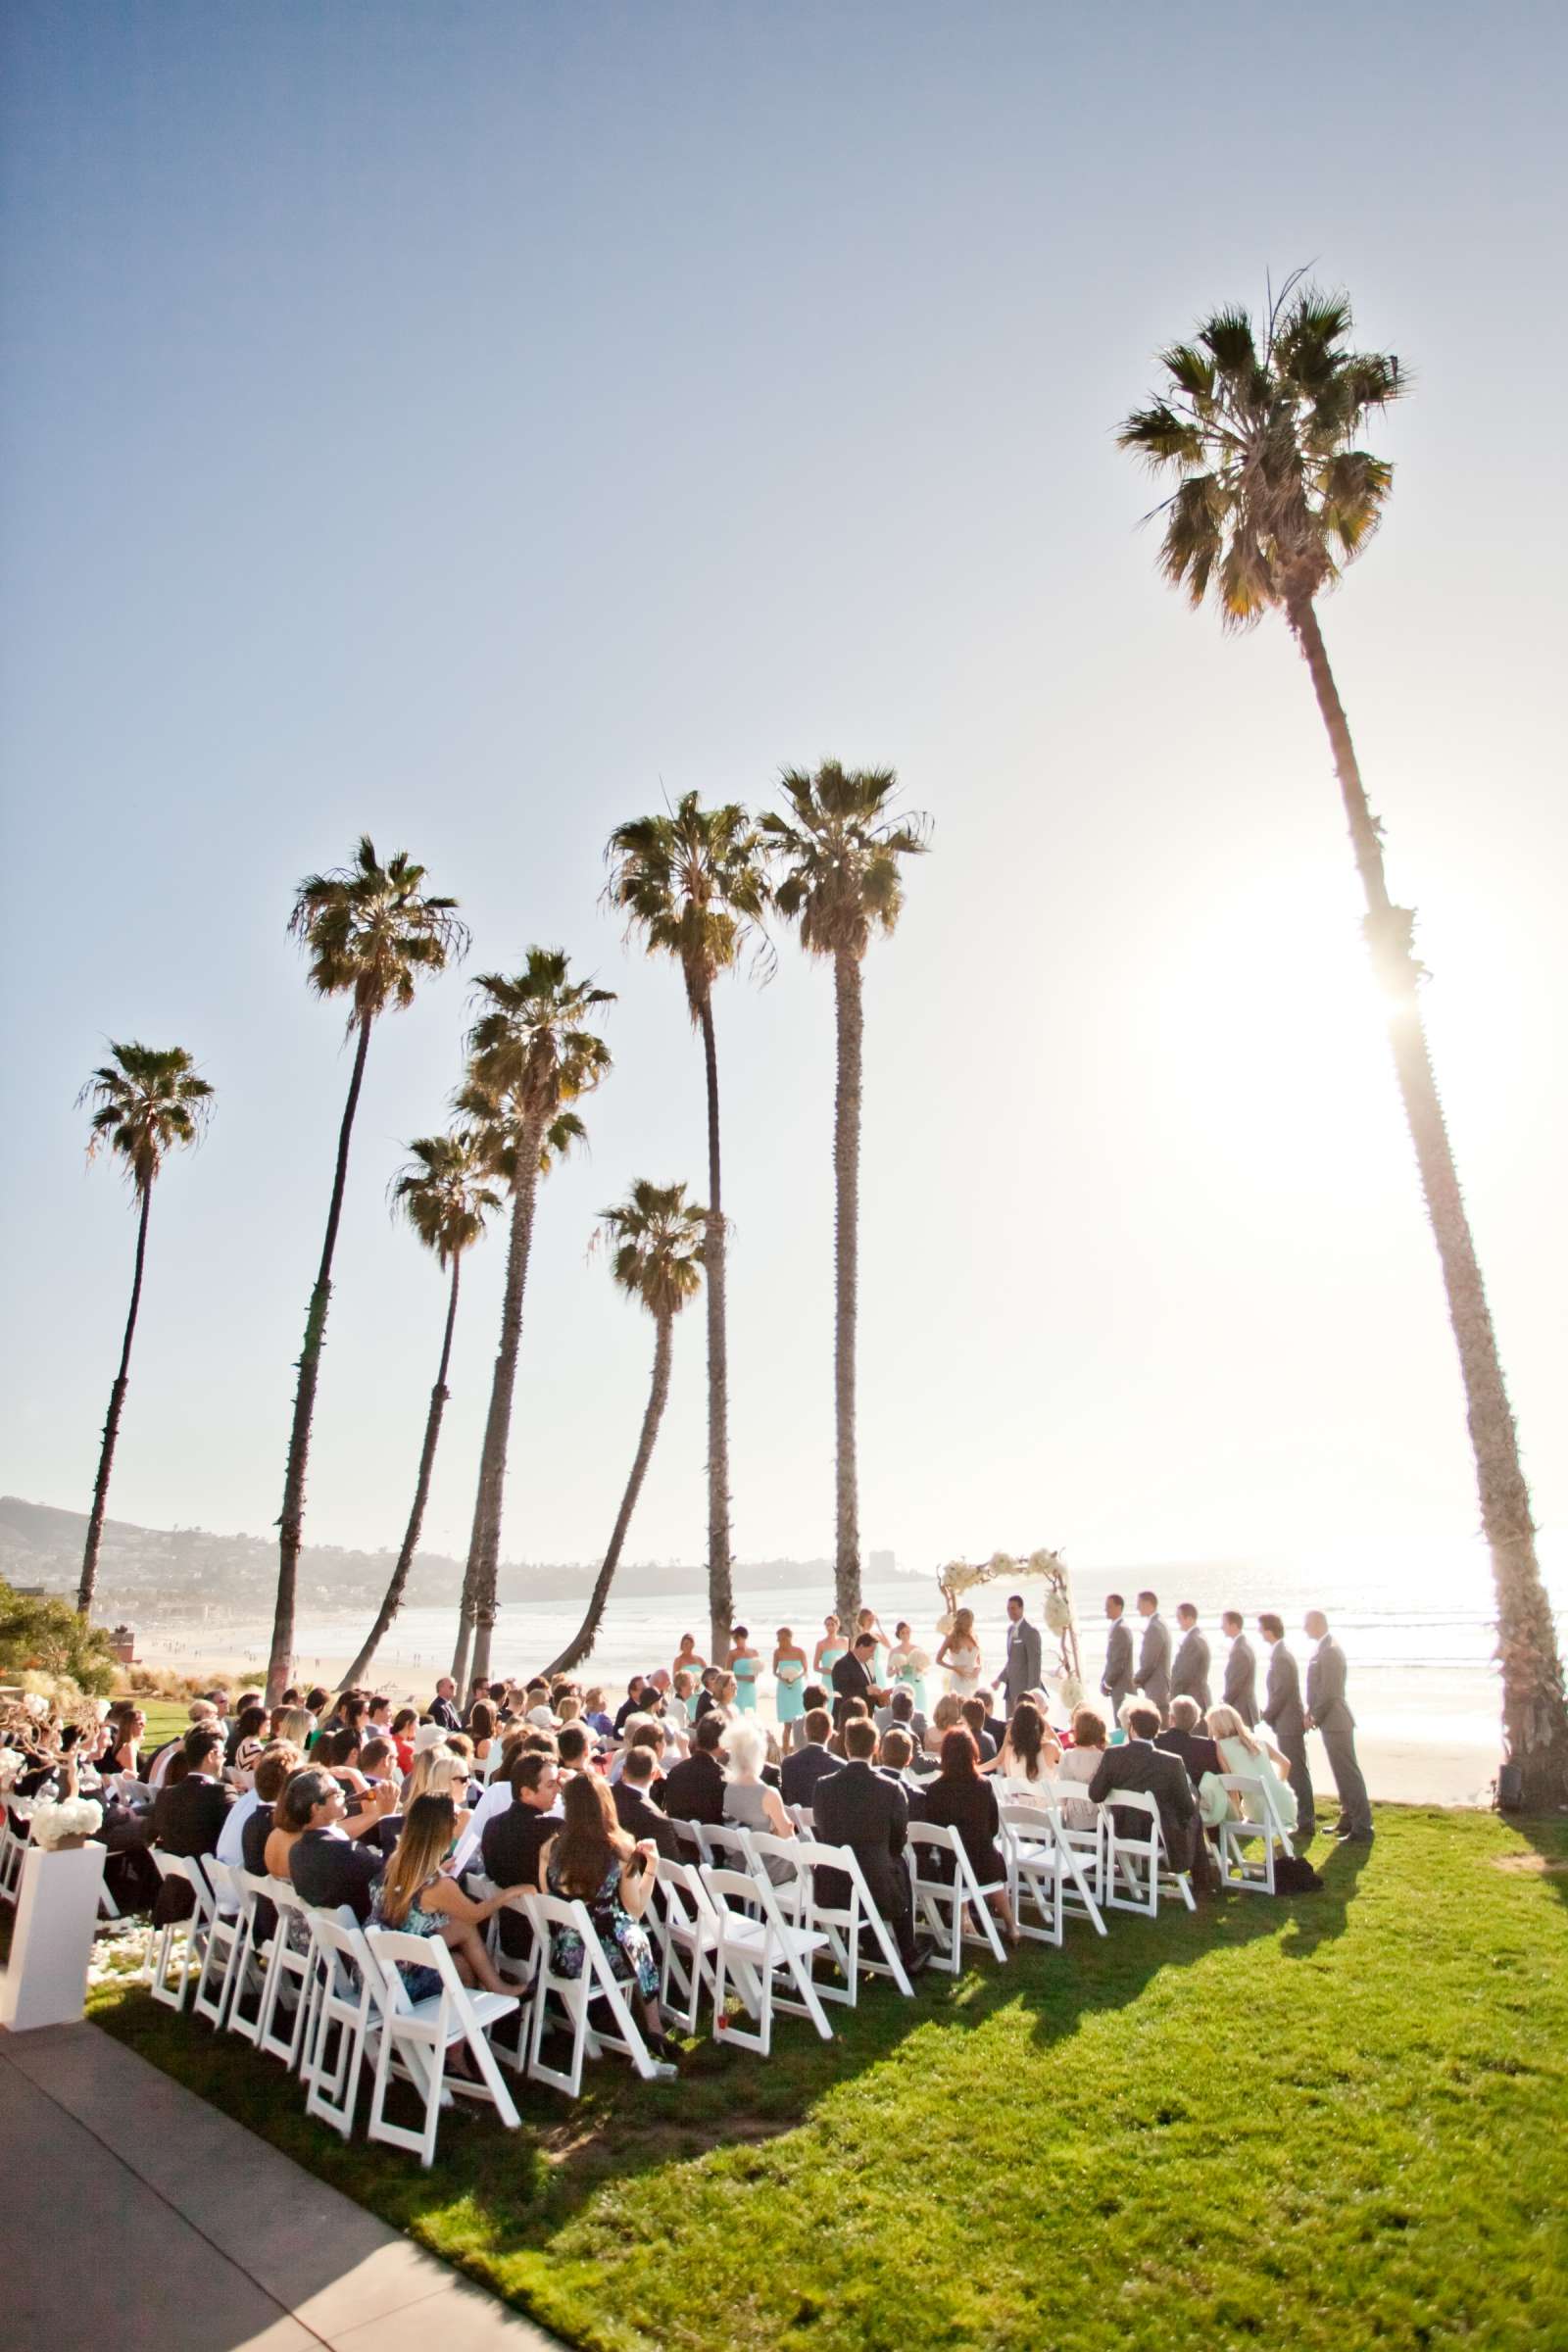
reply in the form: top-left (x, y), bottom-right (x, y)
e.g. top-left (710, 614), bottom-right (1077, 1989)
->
top-left (3, 3), bottom-right (1564, 1607)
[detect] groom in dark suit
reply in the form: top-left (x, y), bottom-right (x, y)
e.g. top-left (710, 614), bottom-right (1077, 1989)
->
top-left (993, 1593), bottom-right (1044, 1715)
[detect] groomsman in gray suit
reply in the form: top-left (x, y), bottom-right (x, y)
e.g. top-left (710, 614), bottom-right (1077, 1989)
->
top-left (1101, 1593), bottom-right (1135, 1724)
top-left (1170, 1603), bottom-right (1211, 1713)
top-left (1134, 1591), bottom-right (1172, 1722)
top-left (1220, 1610), bottom-right (1258, 1728)
top-left (1304, 1610), bottom-right (1373, 1841)
top-left (993, 1592), bottom-right (1044, 1714)
top-left (1259, 1612), bottom-right (1314, 1838)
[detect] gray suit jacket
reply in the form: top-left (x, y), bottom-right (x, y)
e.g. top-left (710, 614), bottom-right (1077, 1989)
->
top-left (1102, 1617), bottom-right (1134, 1713)
top-left (1136, 1614), bottom-right (1172, 1714)
top-left (1263, 1642), bottom-right (1304, 1741)
top-left (1222, 1636), bottom-right (1258, 1727)
top-left (1170, 1629), bottom-right (1211, 1712)
top-left (1000, 1617), bottom-right (1044, 1706)
top-left (1306, 1637), bottom-right (1355, 1733)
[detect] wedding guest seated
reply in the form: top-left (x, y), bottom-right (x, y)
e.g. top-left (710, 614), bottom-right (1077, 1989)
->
top-left (367, 1695), bottom-right (394, 1741)
top-left (780, 1709), bottom-right (839, 1808)
top-left (289, 1780), bottom-right (386, 1923)
top-left (956, 1696), bottom-right (998, 1762)
top-left (147, 1701), bottom-right (219, 1789)
top-left (721, 1719), bottom-right (796, 1881)
top-left (557, 1724), bottom-right (593, 1780)
top-left (218, 1740), bottom-right (303, 1881)
top-left (661, 1712), bottom-right (727, 1826)
top-left (1088, 1702), bottom-right (1200, 1880)
top-left (913, 1729), bottom-right (1018, 1943)
top-left (878, 1726), bottom-right (923, 1790)
top-left (692, 1667), bottom-right (723, 1723)
top-left (224, 1703), bottom-right (269, 1772)
top-left (1156, 1696), bottom-right (1221, 1788)
top-left (456, 1733), bottom-right (555, 1873)
top-left (874, 1686), bottom-right (929, 1749)
top-left (612, 1677), bottom-right (651, 1735)
top-left (987, 1697), bottom-right (1061, 1787)
top-left (672, 1669), bottom-right (697, 1723)
top-left (613, 1745), bottom-right (681, 1861)
top-left (612, 1717), bottom-right (667, 1787)
top-left (358, 1736), bottom-right (400, 1800)
top-left (321, 1725), bottom-right (370, 1794)
top-left (423, 1678), bottom-right (462, 1732)
top-left (537, 1774), bottom-right (675, 2058)
top-left (811, 1719), bottom-right (929, 1973)
top-left (1053, 1707), bottom-right (1108, 1828)
top-left (103, 1703), bottom-right (147, 1779)
top-left (583, 1687), bottom-right (614, 1739)
top-left (828, 1697), bottom-right (871, 1759)
top-left (1202, 1703), bottom-right (1300, 1834)
top-left (467, 1701), bottom-right (499, 1766)
top-left (480, 1751), bottom-right (564, 1945)
top-left (370, 1794), bottom-right (514, 2009)
top-left (270, 1705), bottom-right (315, 1749)
top-left (151, 1726), bottom-right (232, 1924)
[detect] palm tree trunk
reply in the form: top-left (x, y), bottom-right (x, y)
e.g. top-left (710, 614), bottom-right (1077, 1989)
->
top-left (77, 1184), bottom-right (153, 1619)
top-left (453, 1107), bottom-right (547, 1689)
top-left (543, 1313), bottom-right (674, 1676)
top-left (340, 1254), bottom-right (462, 1690)
top-left (699, 991), bottom-right (734, 1664)
top-left (1290, 597), bottom-right (1567, 1807)
top-left (832, 948), bottom-right (863, 1625)
top-left (266, 1012), bottom-right (373, 1706)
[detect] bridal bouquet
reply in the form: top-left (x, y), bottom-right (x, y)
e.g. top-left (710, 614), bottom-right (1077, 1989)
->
top-left (23, 1796), bottom-right (103, 1850)
top-left (904, 1647), bottom-right (932, 1676)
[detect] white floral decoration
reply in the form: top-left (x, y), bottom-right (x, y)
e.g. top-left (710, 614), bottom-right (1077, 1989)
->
top-left (23, 1796), bottom-right (103, 1849)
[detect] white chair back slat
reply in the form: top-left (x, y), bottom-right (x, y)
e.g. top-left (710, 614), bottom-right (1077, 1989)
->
top-left (523, 1890), bottom-right (674, 2098)
top-left (906, 1822), bottom-right (1008, 1971)
top-left (363, 1926), bottom-right (521, 2166)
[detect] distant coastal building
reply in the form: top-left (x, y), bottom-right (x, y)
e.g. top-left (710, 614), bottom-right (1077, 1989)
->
top-left (109, 1624), bottom-right (137, 1664)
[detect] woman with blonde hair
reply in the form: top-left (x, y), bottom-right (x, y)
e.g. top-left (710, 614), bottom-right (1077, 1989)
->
top-left (270, 1705), bottom-right (314, 1749)
top-left (369, 1794), bottom-right (514, 2002)
top-left (935, 1607), bottom-right (983, 1699)
top-left (1202, 1703), bottom-right (1299, 1833)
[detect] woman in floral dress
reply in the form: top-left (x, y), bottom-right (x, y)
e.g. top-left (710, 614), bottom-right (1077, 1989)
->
top-left (538, 1773), bottom-right (677, 2059)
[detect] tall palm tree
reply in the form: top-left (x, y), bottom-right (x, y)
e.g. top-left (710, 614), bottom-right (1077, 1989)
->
top-left (267, 837), bottom-right (467, 1705)
top-left (76, 1043), bottom-right (215, 1620)
top-left (761, 764), bottom-right (929, 1625)
top-left (1119, 276), bottom-right (1567, 1809)
top-left (449, 950), bottom-right (614, 1689)
top-left (604, 793), bottom-right (770, 1662)
top-left (543, 1180), bottom-right (707, 1676)
top-left (338, 1132), bottom-right (501, 1690)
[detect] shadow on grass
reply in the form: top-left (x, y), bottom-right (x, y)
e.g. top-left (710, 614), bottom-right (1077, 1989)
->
top-left (1510, 1810), bottom-right (1568, 1908)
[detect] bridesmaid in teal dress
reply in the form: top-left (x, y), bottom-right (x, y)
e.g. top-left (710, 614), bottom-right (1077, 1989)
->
top-left (887, 1620), bottom-right (930, 1715)
top-left (772, 1626), bottom-right (809, 1750)
top-left (729, 1627), bottom-right (760, 1714)
top-left (813, 1613), bottom-right (848, 1682)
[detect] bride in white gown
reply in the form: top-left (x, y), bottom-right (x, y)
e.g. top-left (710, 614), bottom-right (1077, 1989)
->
top-left (935, 1606), bottom-right (984, 1699)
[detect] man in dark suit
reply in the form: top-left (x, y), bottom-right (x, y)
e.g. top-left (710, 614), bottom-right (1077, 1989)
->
top-left (289, 1815), bottom-right (384, 1923)
top-left (1156, 1696), bottom-right (1221, 1787)
top-left (1101, 1593), bottom-right (1135, 1725)
top-left (1304, 1610), bottom-right (1372, 1841)
top-left (1170, 1604), bottom-right (1211, 1713)
top-left (613, 1677), bottom-right (652, 1735)
top-left (151, 1727), bottom-right (232, 1925)
top-left (1259, 1612), bottom-right (1314, 1839)
top-left (482, 1752), bottom-right (563, 1958)
top-left (1088, 1702), bottom-right (1199, 1879)
top-left (993, 1594), bottom-right (1044, 1715)
top-left (811, 1720), bottom-right (930, 1971)
top-left (831, 1636), bottom-right (878, 1726)
top-left (424, 1677), bottom-right (462, 1732)
top-left (1135, 1591), bottom-right (1172, 1721)
top-left (612, 1747), bottom-right (681, 1861)
top-left (1220, 1610), bottom-right (1259, 1727)
top-left (780, 1709), bottom-right (840, 1808)
top-left (661, 1713), bottom-right (728, 1825)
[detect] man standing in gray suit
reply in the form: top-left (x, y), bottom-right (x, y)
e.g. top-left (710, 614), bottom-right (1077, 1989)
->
top-left (993, 1592), bottom-right (1044, 1716)
top-left (1259, 1612), bottom-right (1314, 1839)
top-left (1101, 1593), bottom-right (1135, 1725)
top-left (1304, 1610), bottom-right (1373, 1841)
top-left (1134, 1590), bottom-right (1172, 1723)
top-left (1170, 1603), bottom-right (1211, 1713)
top-left (1220, 1609), bottom-right (1258, 1728)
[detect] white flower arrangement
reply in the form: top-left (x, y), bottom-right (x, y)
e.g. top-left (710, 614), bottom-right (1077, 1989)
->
top-left (0, 1745), bottom-right (27, 1792)
top-left (1058, 1673), bottom-right (1086, 1711)
top-left (904, 1647), bottom-right (932, 1676)
top-left (24, 1796), bottom-right (103, 1850)
top-left (988, 1550), bottom-right (1019, 1581)
top-left (1044, 1592), bottom-right (1073, 1634)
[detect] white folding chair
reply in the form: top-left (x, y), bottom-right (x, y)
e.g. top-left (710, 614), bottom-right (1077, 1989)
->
top-left (906, 1822), bottom-right (1008, 1970)
top-left (466, 1870), bottom-right (537, 2070)
top-left (786, 1804), bottom-right (814, 1835)
top-left (701, 1865), bottom-right (833, 2054)
top-left (1003, 1800), bottom-right (1108, 1943)
top-left (791, 1838), bottom-right (913, 2001)
top-left (192, 1857), bottom-right (251, 2028)
top-left (650, 1858), bottom-right (721, 2034)
top-left (253, 1878), bottom-right (317, 2067)
top-left (227, 1870), bottom-right (282, 2045)
top-left (303, 1910), bottom-right (385, 2139)
top-left (363, 1929), bottom-right (520, 2167)
top-left (1215, 1773), bottom-right (1291, 1893)
top-left (145, 1853), bottom-right (214, 2012)
top-left (1041, 1778), bottom-right (1106, 1911)
top-left (696, 1822), bottom-right (759, 1876)
top-left (525, 1890), bottom-right (675, 2096)
top-left (1102, 1788), bottom-right (1197, 1916)
top-left (668, 1817), bottom-right (706, 1868)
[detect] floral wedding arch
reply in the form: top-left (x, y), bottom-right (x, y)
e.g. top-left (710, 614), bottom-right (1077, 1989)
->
top-left (935, 1546), bottom-right (1086, 1710)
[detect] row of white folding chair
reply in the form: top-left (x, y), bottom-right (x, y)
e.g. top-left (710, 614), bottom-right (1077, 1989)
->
top-left (1098, 1788), bottom-right (1198, 1916)
top-left (998, 1802), bottom-right (1108, 1944)
top-left (661, 1824), bottom-right (915, 2008)
top-left (905, 1821), bottom-right (1010, 1970)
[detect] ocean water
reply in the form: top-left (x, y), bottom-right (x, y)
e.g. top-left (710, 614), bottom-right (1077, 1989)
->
top-left (139, 1540), bottom-right (1568, 1803)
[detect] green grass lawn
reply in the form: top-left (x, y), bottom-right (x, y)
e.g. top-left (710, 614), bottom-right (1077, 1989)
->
top-left (89, 1807), bottom-right (1568, 2352)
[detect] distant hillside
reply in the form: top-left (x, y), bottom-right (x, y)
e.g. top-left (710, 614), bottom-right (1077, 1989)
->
top-left (0, 1495), bottom-right (927, 1621)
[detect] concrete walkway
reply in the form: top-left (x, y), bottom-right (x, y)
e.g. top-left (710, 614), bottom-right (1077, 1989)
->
top-left (0, 2022), bottom-right (562, 2352)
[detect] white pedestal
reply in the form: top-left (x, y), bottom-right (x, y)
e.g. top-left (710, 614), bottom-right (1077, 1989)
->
top-left (0, 1841), bottom-right (107, 2032)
